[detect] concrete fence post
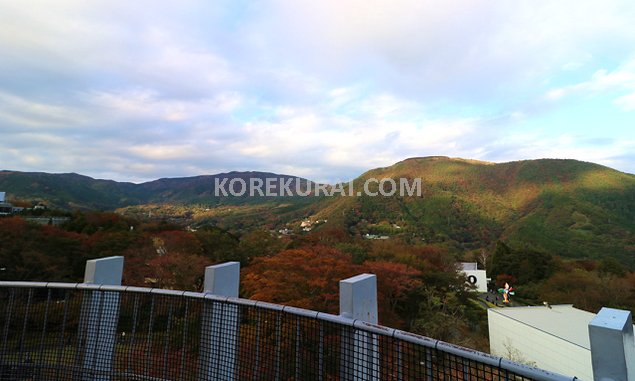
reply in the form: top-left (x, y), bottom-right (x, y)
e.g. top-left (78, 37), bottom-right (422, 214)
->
top-left (199, 261), bottom-right (240, 381)
top-left (588, 307), bottom-right (635, 381)
top-left (80, 256), bottom-right (124, 381)
top-left (339, 273), bottom-right (379, 381)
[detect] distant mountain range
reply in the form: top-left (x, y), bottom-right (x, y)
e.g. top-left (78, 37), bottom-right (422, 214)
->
top-left (0, 170), bottom-right (312, 210)
top-left (2, 157), bottom-right (635, 265)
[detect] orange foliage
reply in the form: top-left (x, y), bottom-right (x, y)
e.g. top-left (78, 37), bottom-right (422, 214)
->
top-left (145, 251), bottom-right (209, 291)
top-left (121, 238), bottom-right (156, 286)
top-left (155, 230), bottom-right (202, 256)
top-left (121, 231), bottom-right (209, 291)
top-left (242, 246), bottom-right (359, 313)
top-left (368, 240), bottom-right (453, 274)
top-left (363, 261), bottom-right (422, 326)
top-left (242, 245), bottom-right (424, 326)
top-left (295, 227), bottom-right (352, 247)
top-left (0, 216), bottom-right (28, 235)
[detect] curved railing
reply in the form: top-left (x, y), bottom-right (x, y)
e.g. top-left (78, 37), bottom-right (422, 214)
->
top-left (0, 282), bottom-right (577, 381)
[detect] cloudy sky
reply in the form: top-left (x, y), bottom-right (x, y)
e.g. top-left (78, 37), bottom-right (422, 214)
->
top-left (1, 1), bottom-right (635, 183)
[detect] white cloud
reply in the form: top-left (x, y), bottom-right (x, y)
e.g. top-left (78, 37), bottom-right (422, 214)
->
top-left (480, 132), bottom-right (635, 175)
top-left (544, 59), bottom-right (635, 108)
top-left (128, 144), bottom-right (199, 160)
top-left (251, 0), bottom-right (635, 101)
top-left (0, 92), bottom-right (88, 129)
top-left (1, 1), bottom-right (635, 182)
top-left (614, 92), bottom-right (635, 111)
top-left (87, 89), bottom-right (242, 123)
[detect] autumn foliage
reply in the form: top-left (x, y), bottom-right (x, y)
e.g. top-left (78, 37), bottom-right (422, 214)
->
top-left (242, 245), bottom-right (423, 327)
top-left (243, 246), bottom-right (358, 313)
top-left (4, 208), bottom-right (635, 353)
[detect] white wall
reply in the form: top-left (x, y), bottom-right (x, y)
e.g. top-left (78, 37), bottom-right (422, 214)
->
top-left (488, 309), bottom-right (592, 380)
top-left (463, 269), bottom-right (487, 292)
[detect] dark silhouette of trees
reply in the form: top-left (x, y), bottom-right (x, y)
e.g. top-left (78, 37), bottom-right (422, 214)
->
top-left (490, 241), bottom-right (553, 284)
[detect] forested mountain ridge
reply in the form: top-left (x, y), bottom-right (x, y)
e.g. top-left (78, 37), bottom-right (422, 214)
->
top-left (2, 157), bottom-right (635, 349)
top-left (0, 170), bottom-right (313, 210)
top-left (312, 157), bottom-right (635, 266)
top-left (2, 157), bottom-right (635, 265)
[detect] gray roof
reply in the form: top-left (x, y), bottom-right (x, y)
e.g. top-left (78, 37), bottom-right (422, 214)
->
top-left (459, 262), bottom-right (478, 271)
top-left (489, 304), bottom-right (596, 349)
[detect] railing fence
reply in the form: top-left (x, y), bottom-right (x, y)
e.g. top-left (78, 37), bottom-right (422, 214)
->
top-left (0, 257), bottom-right (583, 381)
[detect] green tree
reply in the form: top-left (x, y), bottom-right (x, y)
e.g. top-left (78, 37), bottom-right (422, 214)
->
top-left (598, 257), bottom-right (627, 277)
top-left (490, 241), bottom-right (513, 278)
top-left (194, 226), bottom-right (239, 263)
top-left (237, 229), bottom-right (285, 264)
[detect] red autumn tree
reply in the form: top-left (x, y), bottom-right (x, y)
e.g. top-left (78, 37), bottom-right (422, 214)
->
top-left (242, 246), bottom-right (359, 313)
top-left (146, 251), bottom-right (208, 291)
top-left (362, 261), bottom-right (422, 327)
top-left (154, 230), bottom-right (203, 256)
top-left (122, 231), bottom-right (208, 291)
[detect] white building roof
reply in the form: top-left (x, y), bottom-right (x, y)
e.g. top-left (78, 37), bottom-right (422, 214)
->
top-left (489, 304), bottom-right (596, 349)
top-left (459, 262), bottom-right (478, 271)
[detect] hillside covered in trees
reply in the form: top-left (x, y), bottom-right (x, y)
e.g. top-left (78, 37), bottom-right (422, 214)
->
top-left (3, 157), bottom-right (635, 267)
top-left (2, 156), bottom-right (635, 350)
top-left (311, 157), bottom-right (635, 268)
top-left (1, 209), bottom-right (634, 352)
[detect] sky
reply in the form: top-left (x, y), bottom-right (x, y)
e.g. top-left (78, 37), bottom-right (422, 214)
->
top-left (1, 0), bottom-right (635, 183)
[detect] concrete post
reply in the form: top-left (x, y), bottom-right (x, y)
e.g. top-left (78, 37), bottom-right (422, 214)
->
top-left (588, 307), bottom-right (635, 381)
top-left (84, 256), bottom-right (124, 285)
top-left (204, 261), bottom-right (240, 297)
top-left (199, 262), bottom-right (240, 381)
top-left (339, 274), bottom-right (379, 381)
top-left (80, 256), bottom-right (124, 381)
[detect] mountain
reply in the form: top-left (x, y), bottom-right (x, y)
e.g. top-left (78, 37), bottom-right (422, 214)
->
top-left (312, 157), bottom-right (635, 266)
top-left (0, 171), bottom-right (144, 210)
top-left (2, 157), bottom-right (635, 265)
top-left (0, 170), bottom-right (314, 210)
top-left (139, 171), bottom-right (314, 204)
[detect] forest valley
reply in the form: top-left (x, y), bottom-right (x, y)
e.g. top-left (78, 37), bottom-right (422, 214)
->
top-left (1, 211), bottom-right (634, 353)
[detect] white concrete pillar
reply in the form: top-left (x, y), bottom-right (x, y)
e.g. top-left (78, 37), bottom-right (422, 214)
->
top-left (80, 256), bottom-right (124, 381)
top-left (340, 273), bottom-right (379, 381)
top-left (340, 274), bottom-right (378, 323)
top-left (204, 261), bottom-right (240, 297)
top-left (588, 307), bottom-right (635, 381)
top-left (84, 257), bottom-right (124, 285)
top-left (199, 262), bottom-right (240, 381)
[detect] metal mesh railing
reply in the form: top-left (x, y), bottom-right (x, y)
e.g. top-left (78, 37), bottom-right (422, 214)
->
top-left (0, 282), bottom-right (576, 381)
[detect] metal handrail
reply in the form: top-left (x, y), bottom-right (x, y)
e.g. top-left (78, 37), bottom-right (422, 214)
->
top-left (0, 281), bottom-right (578, 381)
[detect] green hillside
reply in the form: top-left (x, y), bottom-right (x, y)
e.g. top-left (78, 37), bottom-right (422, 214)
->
top-left (139, 171), bottom-right (316, 206)
top-left (2, 157), bottom-right (635, 266)
top-left (313, 157), bottom-right (635, 266)
top-left (0, 171), bottom-right (144, 210)
top-left (0, 170), bottom-right (316, 210)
